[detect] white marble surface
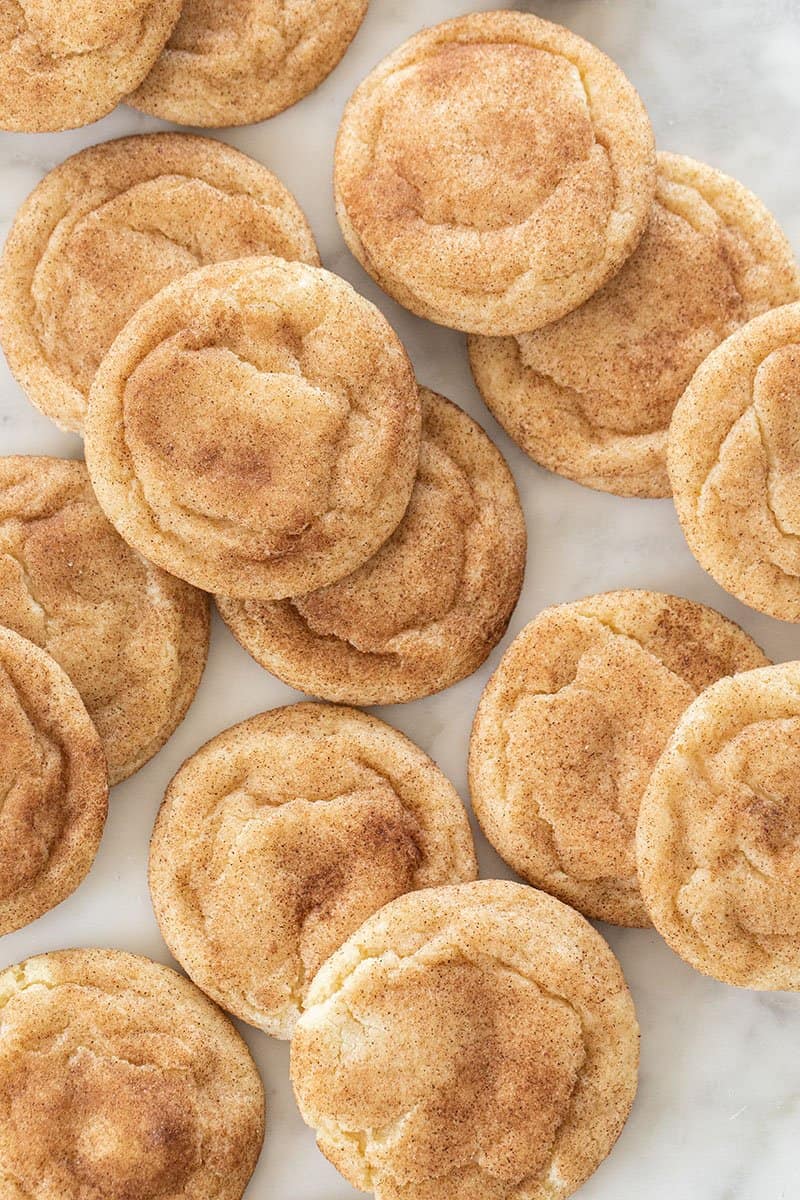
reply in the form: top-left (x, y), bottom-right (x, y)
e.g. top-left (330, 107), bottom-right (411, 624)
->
top-left (1, 3), bottom-right (799, 1198)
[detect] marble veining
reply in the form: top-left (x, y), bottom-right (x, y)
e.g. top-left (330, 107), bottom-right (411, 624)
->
top-left (0, 3), bottom-right (798, 1198)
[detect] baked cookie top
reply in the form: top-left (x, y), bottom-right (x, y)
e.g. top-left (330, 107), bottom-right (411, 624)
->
top-left (129, 0), bottom-right (369, 127)
top-left (669, 301), bottom-right (800, 620)
top-left (469, 153), bottom-right (800, 497)
top-left (217, 388), bottom-right (526, 705)
top-left (0, 133), bottom-right (319, 432)
top-left (149, 702), bottom-right (477, 1038)
top-left (469, 591), bottom-right (768, 925)
top-left (0, 456), bottom-right (209, 786)
top-left (0, 0), bottom-right (181, 131)
top-left (638, 661), bottom-right (800, 989)
top-left (0, 626), bottom-right (107, 936)
top-left (0, 948), bottom-right (265, 1199)
top-left (291, 879), bottom-right (638, 1200)
top-left (85, 256), bottom-right (421, 599)
top-left (334, 10), bottom-right (655, 335)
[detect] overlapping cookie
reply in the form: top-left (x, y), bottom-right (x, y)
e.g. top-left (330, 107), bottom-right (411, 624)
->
top-left (85, 256), bottom-right (421, 599)
top-left (291, 880), bottom-right (639, 1200)
top-left (469, 154), bottom-right (799, 497)
top-left (150, 702), bottom-right (477, 1038)
top-left (335, 10), bottom-right (655, 334)
top-left (217, 389), bottom-right (525, 704)
top-left (470, 591), bottom-right (768, 925)
top-left (0, 626), bottom-right (107, 936)
top-left (130, 0), bottom-right (370, 127)
top-left (0, 456), bottom-right (209, 785)
top-left (0, 0), bottom-right (181, 131)
top-left (670, 301), bottom-right (800, 620)
top-left (0, 133), bottom-right (319, 432)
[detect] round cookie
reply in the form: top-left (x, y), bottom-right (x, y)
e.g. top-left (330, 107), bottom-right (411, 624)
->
top-left (469, 153), bottom-right (800, 498)
top-left (149, 702), bottom-right (477, 1039)
top-left (0, 0), bottom-right (181, 132)
top-left (85, 256), bottom-right (421, 600)
top-left (669, 302), bottom-right (800, 621)
top-left (334, 10), bottom-right (655, 336)
top-left (0, 456), bottom-right (209, 786)
top-left (129, 0), bottom-right (370, 128)
top-left (0, 627), bottom-right (107, 936)
top-left (216, 389), bottom-right (526, 705)
top-left (469, 591), bottom-right (769, 926)
top-left (0, 133), bottom-right (320, 433)
top-left (291, 879), bottom-right (639, 1200)
top-left (638, 662), bottom-right (800, 989)
top-left (0, 948), bottom-right (264, 1198)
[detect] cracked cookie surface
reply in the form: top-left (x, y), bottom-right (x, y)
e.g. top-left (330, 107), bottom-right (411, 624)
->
top-left (0, 627), bottom-right (107, 936)
top-left (149, 702), bottom-right (477, 1038)
top-left (469, 153), bottom-right (800, 497)
top-left (0, 456), bottom-right (209, 786)
top-left (129, 0), bottom-right (369, 127)
top-left (669, 301), bottom-right (800, 620)
top-left (85, 256), bottom-right (421, 599)
top-left (469, 591), bottom-right (768, 925)
top-left (216, 389), bottom-right (526, 704)
top-left (290, 879), bottom-right (638, 1200)
top-left (334, 10), bottom-right (655, 335)
top-left (0, 948), bottom-right (264, 1198)
top-left (637, 662), bottom-right (800, 988)
top-left (0, 0), bottom-right (181, 131)
top-left (0, 133), bottom-right (319, 433)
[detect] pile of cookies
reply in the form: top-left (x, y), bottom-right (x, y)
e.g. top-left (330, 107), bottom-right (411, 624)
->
top-left (0, 7), bottom-right (799, 1200)
top-left (0, 0), bottom-right (370, 131)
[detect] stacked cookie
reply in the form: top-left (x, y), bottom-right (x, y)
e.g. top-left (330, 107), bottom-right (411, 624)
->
top-left (0, 131), bottom-right (527, 707)
top-left (469, 596), bottom-right (800, 993)
top-left (0, 0), bottom-right (369, 131)
top-left (334, 10), bottom-right (800, 622)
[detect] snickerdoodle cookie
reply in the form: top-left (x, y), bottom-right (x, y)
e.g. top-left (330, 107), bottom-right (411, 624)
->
top-left (334, 10), bottom-right (655, 336)
top-left (469, 153), bottom-right (800, 498)
top-left (129, 0), bottom-right (369, 127)
top-left (0, 948), bottom-right (264, 1198)
top-left (638, 662), bottom-right (800, 989)
top-left (149, 702), bottom-right (477, 1038)
top-left (0, 0), bottom-right (181, 132)
top-left (0, 627), bottom-right (107, 936)
top-left (469, 591), bottom-right (768, 926)
top-left (291, 879), bottom-right (638, 1200)
top-left (0, 133), bottom-right (319, 433)
top-left (217, 389), bottom-right (526, 705)
top-left (85, 256), bottom-right (420, 599)
top-left (669, 302), bottom-right (800, 621)
top-left (0, 456), bottom-right (209, 786)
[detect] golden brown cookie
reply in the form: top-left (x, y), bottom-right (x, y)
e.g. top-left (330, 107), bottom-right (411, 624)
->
top-left (0, 456), bottom-right (209, 786)
top-left (669, 302), bottom-right (800, 620)
top-left (469, 153), bottom-right (800, 498)
top-left (0, 0), bottom-right (181, 131)
top-left (291, 879), bottom-right (638, 1200)
top-left (0, 948), bottom-right (264, 1198)
top-left (129, 0), bottom-right (369, 127)
top-left (216, 389), bottom-right (526, 704)
top-left (0, 133), bottom-right (319, 433)
top-left (334, 10), bottom-right (655, 336)
top-left (0, 626), bottom-right (107, 936)
top-left (150, 702), bottom-right (477, 1039)
top-left (638, 662), bottom-right (800, 989)
top-left (469, 591), bottom-right (769, 926)
top-left (85, 256), bottom-right (420, 600)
